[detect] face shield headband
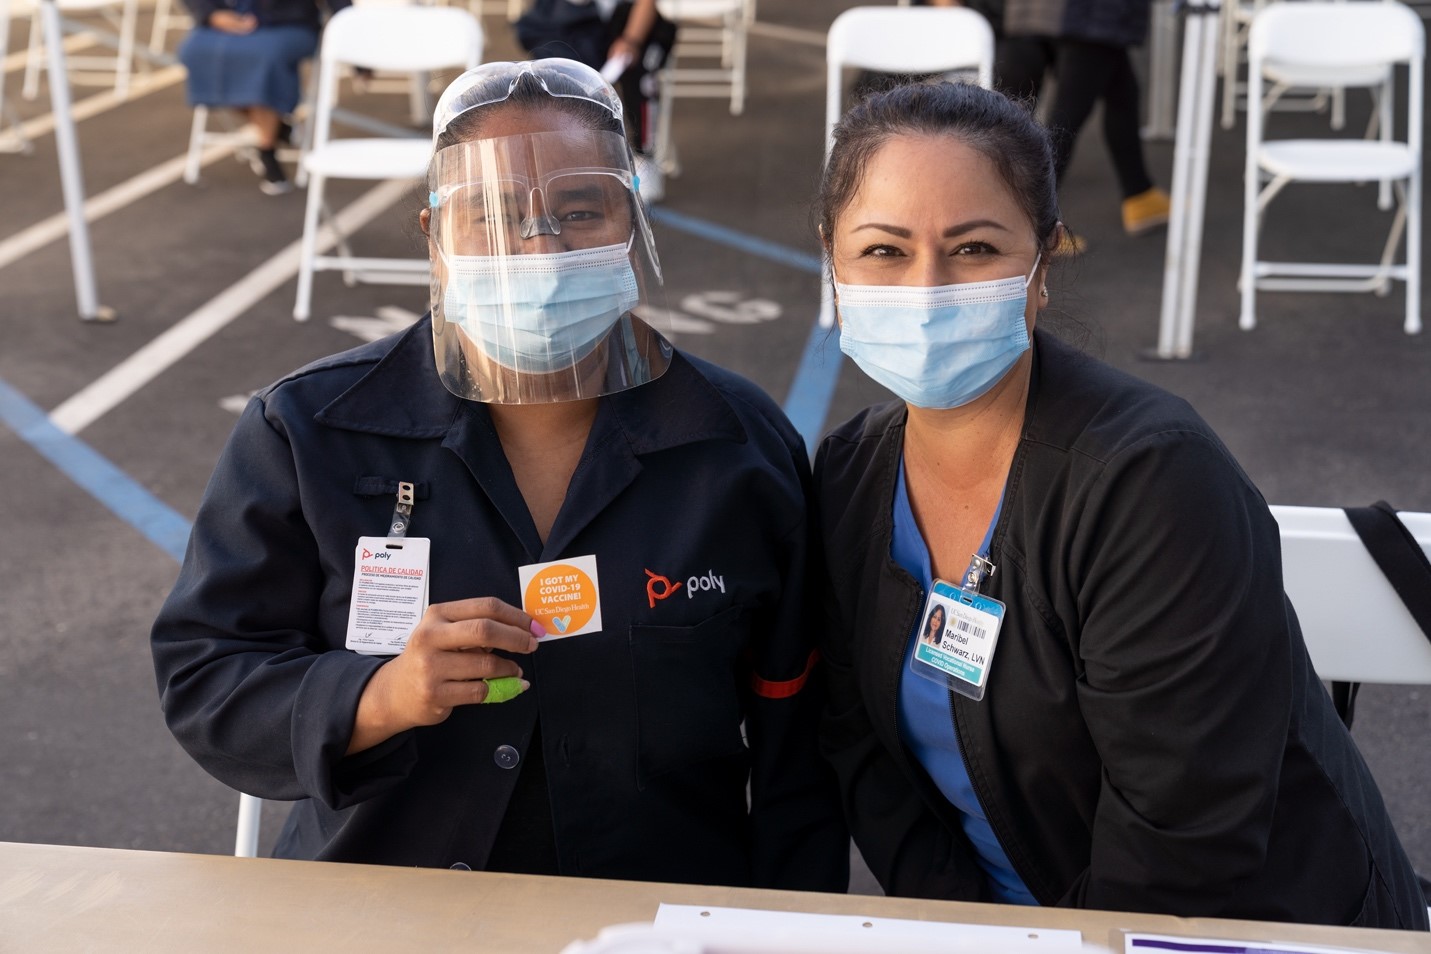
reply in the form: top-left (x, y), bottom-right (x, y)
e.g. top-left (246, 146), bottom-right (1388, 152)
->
top-left (433, 59), bottom-right (625, 147)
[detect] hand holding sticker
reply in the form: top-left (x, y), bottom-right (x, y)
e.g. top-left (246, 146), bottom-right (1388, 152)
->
top-left (346, 596), bottom-right (541, 756)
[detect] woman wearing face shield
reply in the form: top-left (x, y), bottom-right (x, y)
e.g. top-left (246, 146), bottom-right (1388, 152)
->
top-left (814, 82), bottom-right (1427, 927)
top-left (151, 60), bottom-right (848, 890)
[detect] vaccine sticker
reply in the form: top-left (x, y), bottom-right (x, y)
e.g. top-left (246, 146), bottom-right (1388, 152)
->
top-left (518, 554), bottom-right (603, 640)
top-left (910, 578), bottom-right (1005, 701)
top-left (345, 536), bottom-right (430, 656)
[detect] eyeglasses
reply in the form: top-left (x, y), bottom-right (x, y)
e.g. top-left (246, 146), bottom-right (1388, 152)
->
top-left (433, 59), bottom-right (625, 145)
top-left (431, 173), bottom-right (636, 255)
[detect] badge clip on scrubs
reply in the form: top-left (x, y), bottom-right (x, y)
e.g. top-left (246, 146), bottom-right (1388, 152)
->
top-left (909, 554), bottom-right (1006, 702)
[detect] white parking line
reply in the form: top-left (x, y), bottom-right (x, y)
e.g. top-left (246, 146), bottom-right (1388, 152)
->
top-left (48, 178), bottom-right (418, 436)
top-left (1, 31), bottom-right (96, 74)
top-left (0, 142), bottom-right (239, 270)
top-left (11, 64), bottom-right (184, 141)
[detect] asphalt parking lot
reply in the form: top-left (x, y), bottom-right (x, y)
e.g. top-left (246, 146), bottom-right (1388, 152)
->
top-left (1, 0), bottom-right (1428, 901)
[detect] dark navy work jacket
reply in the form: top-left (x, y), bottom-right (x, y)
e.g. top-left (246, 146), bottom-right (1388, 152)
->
top-left (152, 317), bottom-right (848, 891)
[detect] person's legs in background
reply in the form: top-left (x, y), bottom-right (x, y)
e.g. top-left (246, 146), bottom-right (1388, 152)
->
top-left (1099, 45), bottom-right (1168, 234)
top-left (1046, 38), bottom-right (1169, 235)
top-left (995, 35), bottom-right (1054, 106)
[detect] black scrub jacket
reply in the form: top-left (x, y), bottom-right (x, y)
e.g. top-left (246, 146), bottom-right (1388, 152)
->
top-left (816, 330), bottom-right (1428, 929)
top-left (151, 317), bottom-right (849, 891)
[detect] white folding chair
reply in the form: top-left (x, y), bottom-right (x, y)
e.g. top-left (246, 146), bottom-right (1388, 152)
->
top-left (818, 5), bottom-right (995, 328)
top-left (1273, 505), bottom-right (1431, 687)
top-left (19, 0), bottom-right (139, 100)
top-left (183, 58), bottom-right (319, 187)
top-left (1274, 504), bottom-right (1431, 924)
top-left (235, 792), bottom-right (263, 858)
top-left (292, 4), bottom-right (483, 322)
top-left (651, 0), bottom-right (755, 178)
top-left (1239, 1), bottom-right (1423, 336)
top-left (147, 0), bottom-right (190, 56)
top-left (1220, 0), bottom-right (1339, 131)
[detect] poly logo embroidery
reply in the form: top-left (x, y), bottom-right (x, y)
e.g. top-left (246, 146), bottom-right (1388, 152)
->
top-left (645, 568), bottom-right (727, 608)
top-left (644, 569), bottom-right (682, 608)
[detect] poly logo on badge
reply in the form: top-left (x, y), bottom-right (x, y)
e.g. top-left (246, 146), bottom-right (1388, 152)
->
top-left (644, 569), bottom-right (683, 608)
top-left (518, 554), bottom-right (603, 640)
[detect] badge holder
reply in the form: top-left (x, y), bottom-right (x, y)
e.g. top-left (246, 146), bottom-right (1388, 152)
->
top-left (909, 555), bottom-right (1005, 702)
top-left (345, 482), bottom-right (431, 656)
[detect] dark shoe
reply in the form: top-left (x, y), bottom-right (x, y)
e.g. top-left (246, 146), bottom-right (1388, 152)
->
top-left (258, 147), bottom-right (293, 196)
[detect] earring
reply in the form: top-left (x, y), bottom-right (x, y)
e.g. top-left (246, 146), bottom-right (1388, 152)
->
top-left (1040, 286), bottom-right (1049, 299)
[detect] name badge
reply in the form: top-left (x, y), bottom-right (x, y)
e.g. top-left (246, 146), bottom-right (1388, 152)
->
top-left (345, 536), bottom-right (430, 655)
top-left (518, 554), bottom-right (603, 640)
top-left (909, 577), bottom-right (1004, 702)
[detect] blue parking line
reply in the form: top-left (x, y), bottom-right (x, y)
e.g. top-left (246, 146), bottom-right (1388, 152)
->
top-left (648, 206), bottom-right (843, 450)
top-left (0, 376), bottom-right (191, 562)
top-left (649, 207), bottom-right (825, 274)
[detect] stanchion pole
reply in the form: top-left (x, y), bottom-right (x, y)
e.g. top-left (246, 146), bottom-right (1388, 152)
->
top-left (1150, 0), bottom-right (1218, 360)
top-left (1143, 0), bottom-right (1179, 142)
top-left (1174, 0), bottom-right (1220, 357)
top-left (40, 0), bottom-right (116, 322)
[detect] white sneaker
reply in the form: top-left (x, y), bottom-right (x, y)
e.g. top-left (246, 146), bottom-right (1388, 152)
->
top-left (634, 153), bottom-right (664, 205)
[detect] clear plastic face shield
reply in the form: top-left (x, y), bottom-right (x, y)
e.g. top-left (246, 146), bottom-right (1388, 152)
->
top-left (427, 60), bottom-right (672, 405)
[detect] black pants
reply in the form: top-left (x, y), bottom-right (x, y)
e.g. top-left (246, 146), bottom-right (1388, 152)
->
top-left (998, 37), bottom-right (1154, 199)
top-left (518, 1), bottom-right (675, 153)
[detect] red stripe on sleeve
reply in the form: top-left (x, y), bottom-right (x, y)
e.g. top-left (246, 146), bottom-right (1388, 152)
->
top-left (750, 650), bottom-right (819, 700)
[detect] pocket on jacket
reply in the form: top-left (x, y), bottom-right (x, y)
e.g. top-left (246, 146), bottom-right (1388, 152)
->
top-left (629, 605), bottom-right (749, 782)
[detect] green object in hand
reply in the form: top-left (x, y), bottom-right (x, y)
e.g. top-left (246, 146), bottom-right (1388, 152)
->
top-left (482, 677), bottom-right (524, 704)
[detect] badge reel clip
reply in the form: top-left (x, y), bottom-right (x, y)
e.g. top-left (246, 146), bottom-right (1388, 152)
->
top-left (909, 554), bottom-right (1006, 702)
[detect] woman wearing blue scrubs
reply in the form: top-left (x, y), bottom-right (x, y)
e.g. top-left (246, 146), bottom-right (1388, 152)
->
top-left (813, 80), bottom-right (1426, 928)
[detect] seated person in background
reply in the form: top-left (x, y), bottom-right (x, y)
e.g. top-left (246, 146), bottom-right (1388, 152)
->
top-left (151, 58), bottom-right (848, 891)
top-left (814, 79), bottom-right (1428, 928)
top-left (515, 0), bottom-right (676, 198)
top-left (178, 0), bottom-right (347, 194)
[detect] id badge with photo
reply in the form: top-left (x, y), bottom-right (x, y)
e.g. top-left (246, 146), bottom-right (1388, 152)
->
top-left (909, 577), bottom-right (1005, 701)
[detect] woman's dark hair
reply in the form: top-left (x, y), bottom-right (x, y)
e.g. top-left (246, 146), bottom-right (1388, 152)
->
top-left (926, 603), bottom-right (945, 634)
top-left (816, 81), bottom-right (1061, 255)
top-left (434, 70), bottom-right (625, 153)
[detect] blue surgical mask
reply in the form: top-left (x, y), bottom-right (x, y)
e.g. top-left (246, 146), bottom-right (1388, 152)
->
top-left (836, 255), bottom-right (1040, 409)
top-left (442, 243), bottom-right (640, 375)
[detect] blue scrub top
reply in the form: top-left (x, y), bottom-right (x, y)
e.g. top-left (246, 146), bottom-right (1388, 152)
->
top-left (892, 457), bottom-right (1037, 906)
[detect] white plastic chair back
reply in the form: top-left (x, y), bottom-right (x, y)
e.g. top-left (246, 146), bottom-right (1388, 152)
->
top-left (308, 5), bottom-right (482, 148)
top-left (1251, 1), bottom-right (1421, 71)
top-left (1239, 1), bottom-right (1423, 335)
top-left (825, 4), bottom-right (994, 152)
top-left (293, 4), bottom-right (483, 321)
top-left (1272, 505), bottom-right (1431, 684)
top-left (818, 5), bottom-right (995, 327)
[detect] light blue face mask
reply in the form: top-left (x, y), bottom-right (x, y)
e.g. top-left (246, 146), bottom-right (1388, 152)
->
top-left (442, 242), bottom-right (640, 375)
top-left (836, 255), bottom-right (1040, 409)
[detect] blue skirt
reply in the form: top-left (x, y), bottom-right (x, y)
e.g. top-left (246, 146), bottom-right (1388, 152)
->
top-left (179, 25), bottom-right (318, 114)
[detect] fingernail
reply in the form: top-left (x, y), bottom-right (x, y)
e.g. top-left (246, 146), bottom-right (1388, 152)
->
top-left (529, 619), bottom-right (546, 638)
